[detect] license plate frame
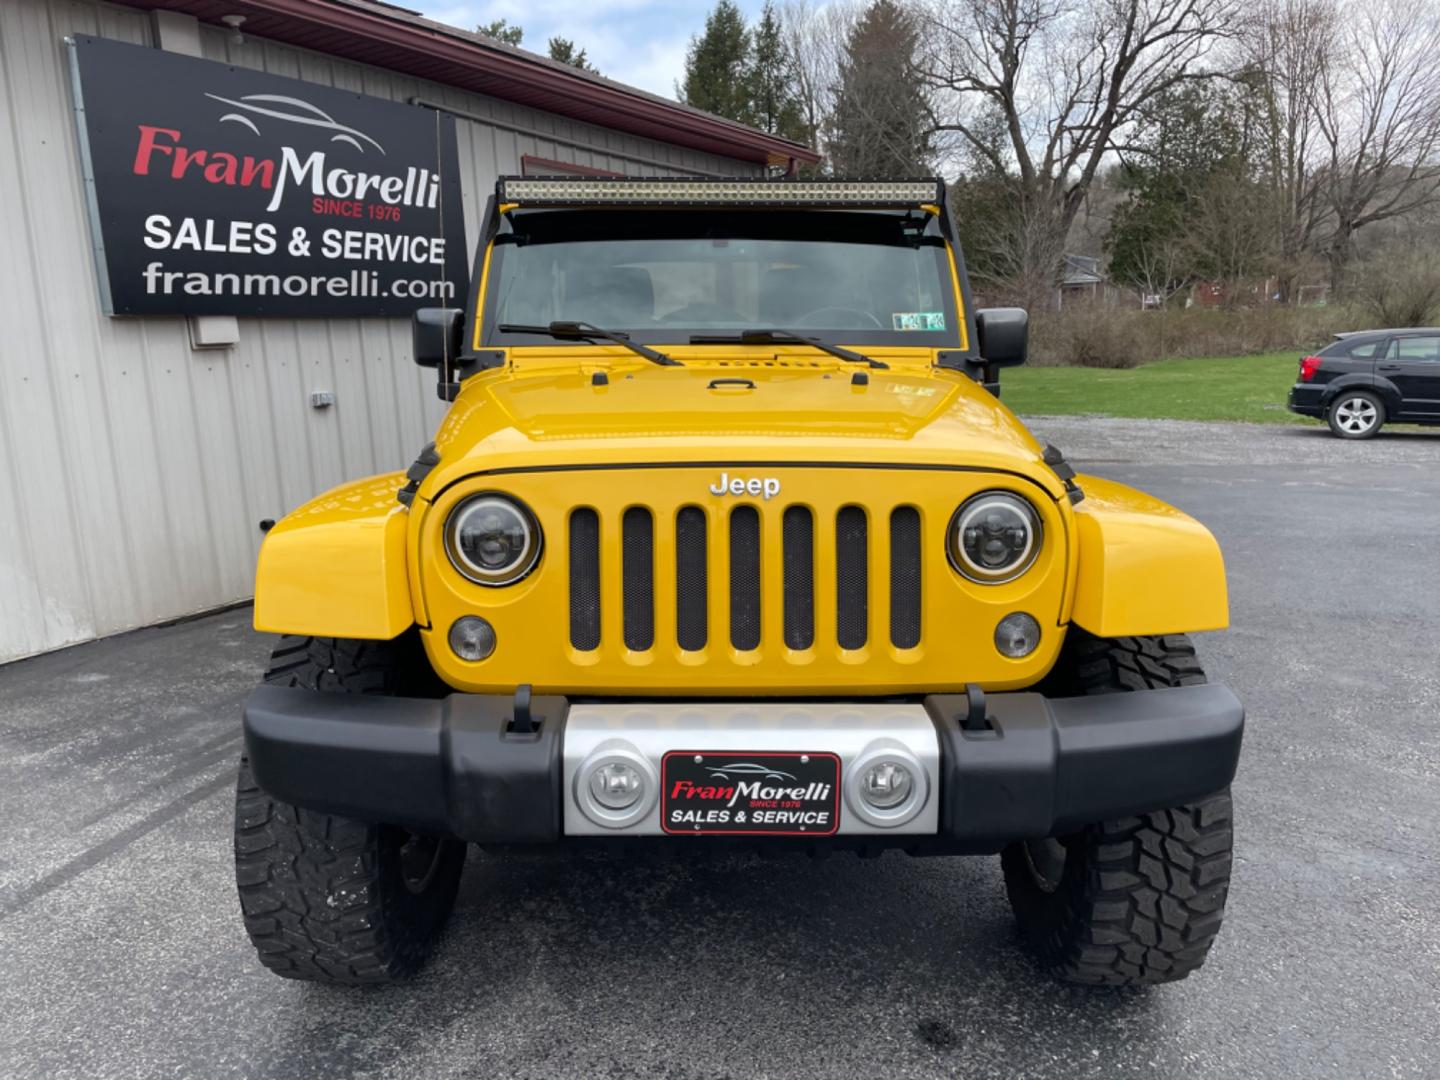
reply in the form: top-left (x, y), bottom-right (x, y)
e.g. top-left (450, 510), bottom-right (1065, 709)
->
top-left (660, 750), bottom-right (841, 836)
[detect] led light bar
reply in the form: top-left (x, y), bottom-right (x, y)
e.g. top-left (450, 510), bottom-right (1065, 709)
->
top-left (497, 176), bottom-right (944, 208)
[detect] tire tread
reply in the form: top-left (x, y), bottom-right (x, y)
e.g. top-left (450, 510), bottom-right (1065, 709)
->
top-left (234, 634), bottom-right (463, 985)
top-left (1006, 630), bottom-right (1234, 986)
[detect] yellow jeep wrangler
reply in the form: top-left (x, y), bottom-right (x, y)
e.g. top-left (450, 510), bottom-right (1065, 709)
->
top-left (236, 177), bottom-right (1242, 988)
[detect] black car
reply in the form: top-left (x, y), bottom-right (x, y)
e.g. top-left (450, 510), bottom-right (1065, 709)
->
top-left (1289, 328), bottom-right (1440, 438)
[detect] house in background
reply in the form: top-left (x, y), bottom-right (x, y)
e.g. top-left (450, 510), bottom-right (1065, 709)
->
top-left (1058, 254), bottom-right (1105, 308)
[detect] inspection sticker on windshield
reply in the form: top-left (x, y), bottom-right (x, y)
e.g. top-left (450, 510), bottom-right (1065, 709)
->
top-left (893, 312), bottom-right (945, 331)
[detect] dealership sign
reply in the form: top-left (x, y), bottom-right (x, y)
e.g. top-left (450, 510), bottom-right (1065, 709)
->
top-left (69, 36), bottom-right (468, 317)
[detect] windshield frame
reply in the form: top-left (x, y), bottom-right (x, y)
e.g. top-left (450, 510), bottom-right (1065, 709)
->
top-left (467, 207), bottom-right (967, 353)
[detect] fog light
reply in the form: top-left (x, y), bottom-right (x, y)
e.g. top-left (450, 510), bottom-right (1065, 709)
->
top-left (860, 761), bottom-right (913, 809)
top-left (589, 762), bottom-right (644, 810)
top-left (574, 747), bottom-right (657, 829)
top-left (449, 616), bottom-right (496, 661)
top-left (995, 612), bottom-right (1041, 658)
top-left (845, 744), bottom-right (928, 828)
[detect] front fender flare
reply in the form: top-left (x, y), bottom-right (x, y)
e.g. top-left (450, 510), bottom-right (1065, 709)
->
top-left (253, 473), bottom-right (415, 640)
top-left (1069, 474), bottom-right (1228, 638)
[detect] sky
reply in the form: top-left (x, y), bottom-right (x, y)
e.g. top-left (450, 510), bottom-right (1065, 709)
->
top-left (420, 1), bottom-right (776, 100)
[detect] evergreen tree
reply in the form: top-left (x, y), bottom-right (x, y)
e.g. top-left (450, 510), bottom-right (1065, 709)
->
top-left (548, 37), bottom-right (598, 73)
top-left (947, 104), bottom-right (1023, 287)
top-left (747, 2), bottom-right (808, 142)
top-left (477, 18), bottom-right (523, 46)
top-left (1105, 81), bottom-right (1268, 299)
top-left (680, 1), bottom-right (754, 124)
top-left (828, 0), bottom-right (932, 177)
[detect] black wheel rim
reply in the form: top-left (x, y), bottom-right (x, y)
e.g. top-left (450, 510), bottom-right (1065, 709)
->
top-left (398, 832), bottom-right (445, 895)
top-left (1022, 836), bottom-right (1068, 893)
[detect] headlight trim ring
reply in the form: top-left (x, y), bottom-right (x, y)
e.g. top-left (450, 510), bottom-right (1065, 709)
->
top-left (444, 492), bottom-right (544, 587)
top-left (946, 490), bottom-right (1043, 584)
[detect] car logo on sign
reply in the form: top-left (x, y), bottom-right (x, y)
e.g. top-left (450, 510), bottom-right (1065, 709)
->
top-left (709, 472), bottom-right (781, 500)
top-left (705, 762), bottom-right (798, 782)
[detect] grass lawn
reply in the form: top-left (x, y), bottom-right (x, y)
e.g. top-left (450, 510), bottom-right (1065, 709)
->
top-left (1002, 351), bottom-right (1307, 424)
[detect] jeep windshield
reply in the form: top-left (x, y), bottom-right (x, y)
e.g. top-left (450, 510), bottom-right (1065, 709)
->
top-left (480, 209), bottom-right (961, 349)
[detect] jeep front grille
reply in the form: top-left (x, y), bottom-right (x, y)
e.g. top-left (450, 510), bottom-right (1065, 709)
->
top-left (621, 507), bottom-right (655, 651)
top-left (568, 508), bottom-right (601, 650)
top-left (568, 502), bottom-right (924, 654)
top-left (889, 506), bottom-right (922, 649)
top-left (781, 506), bottom-right (814, 649)
top-left (674, 506), bottom-right (709, 651)
top-left (836, 505), bottom-right (869, 649)
top-left (728, 506), bottom-right (763, 650)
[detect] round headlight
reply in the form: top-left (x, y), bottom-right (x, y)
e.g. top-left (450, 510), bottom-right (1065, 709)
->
top-left (948, 491), bottom-right (1042, 583)
top-left (444, 494), bottom-right (542, 586)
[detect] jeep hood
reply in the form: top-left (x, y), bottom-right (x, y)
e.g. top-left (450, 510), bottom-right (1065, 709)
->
top-left (426, 357), bottom-right (1063, 499)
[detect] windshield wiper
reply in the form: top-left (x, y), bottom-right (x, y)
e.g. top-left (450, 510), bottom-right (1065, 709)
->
top-left (689, 329), bottom-right (887, 369)
top-left (499, 320), bottom-right (683, 367)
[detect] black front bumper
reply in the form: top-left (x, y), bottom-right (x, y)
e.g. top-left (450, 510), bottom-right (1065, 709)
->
top-left (242, 682), bottom-right (1243, 852)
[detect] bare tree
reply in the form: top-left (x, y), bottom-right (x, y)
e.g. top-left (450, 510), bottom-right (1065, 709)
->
top-left (1242, 0), bottom-right (1334, 301)
top-left (1119, 233), bottom-right (1186, 306)
top-left (1314, 0), bottom-right (1440, 293)
top-left (780, 0), bottom-right (858, 165)
top-left (1354, 245), bottom-right (1440, 325)
top-left (921, 0), bottom-right (1240, 306)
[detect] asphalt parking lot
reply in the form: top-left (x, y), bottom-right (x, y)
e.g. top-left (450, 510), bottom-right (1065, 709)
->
top-left (2, 418), bottom-right (1437, 1080)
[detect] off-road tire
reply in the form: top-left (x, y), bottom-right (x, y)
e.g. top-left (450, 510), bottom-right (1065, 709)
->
top-left (234, 634), bottom-right (466, 985)
top-left (1327, 389), bottom-right (1385, 439)
top-left (1040, 631), bottom-right (1206, 697)
top-left (262, 631), bottom-right (447, 698)
top-left (1003, 631), bottom-right (1234, 986)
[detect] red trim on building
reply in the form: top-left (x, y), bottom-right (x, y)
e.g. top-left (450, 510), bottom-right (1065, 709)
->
top-left (123, 0), bottom-right (820, 167)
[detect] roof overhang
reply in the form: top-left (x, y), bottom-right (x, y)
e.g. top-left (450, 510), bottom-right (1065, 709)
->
top-left (121, 0), bottom-right (821, 167)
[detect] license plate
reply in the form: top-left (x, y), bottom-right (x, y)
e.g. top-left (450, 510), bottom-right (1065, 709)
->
top-left (660, 750), bottom-right (841, 836)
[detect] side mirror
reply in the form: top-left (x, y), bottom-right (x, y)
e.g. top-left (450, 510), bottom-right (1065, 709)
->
top-left (975, 307), bottom-right (1028, 368)
top-left (412, 307), bottom-right (464, 369)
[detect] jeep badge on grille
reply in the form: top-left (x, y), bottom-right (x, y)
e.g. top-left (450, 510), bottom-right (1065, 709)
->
top-left (709, 472), bottom-right (781, 500)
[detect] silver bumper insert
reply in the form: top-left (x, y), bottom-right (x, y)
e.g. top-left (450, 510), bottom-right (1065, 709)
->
top-left (562, 702), bottom-right (940, 836)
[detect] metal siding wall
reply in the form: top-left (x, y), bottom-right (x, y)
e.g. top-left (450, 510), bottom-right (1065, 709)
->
top-left (0, 0), bottom-right (760, 663)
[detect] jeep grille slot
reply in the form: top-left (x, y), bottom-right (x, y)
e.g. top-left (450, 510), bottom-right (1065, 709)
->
top-left (782, 506), bottom-right (815, 649)
top-left (836, 506), bottom-right (868, 649)
top-left (675, 507), bottom-right (708, 651)
top-left (569, 508), bottom-right (601, 650)
top-left (622, 507), bottom-right (655, 651)
top-left (729, 506), bottom-right (762, 650)
top-left (890, 506), bottom-right (922, 648)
